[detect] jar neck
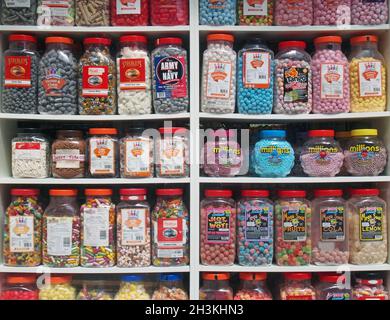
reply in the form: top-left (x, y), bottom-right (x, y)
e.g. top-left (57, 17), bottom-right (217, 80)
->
top-left (316, 42), bottom-right (341, 51)
top-left (49, 196), bottom-right (78, 206)
top-left (160, 280), bottom-right (182, 288)
top-left (120, 42), bottom-right (147, 51)
top-left (286, 279), bottom-right (309, 286)
top-left (203, 280), bottom-right (230, 289)
top-left (352, 42), bottom-right (378, 51)
top-left (11, 195), bottom-right (38, 202)
top-left (120, 195), bottom-right (147, 201)
top-left (85, 44), bottom-right (109, 52)
top-left (208, 40), bottom-right (233, 48)
top-left (157, 195), bottom-right (183, 202)
top-left (10, 40), bottom-right (36, 51)
top-left (46, 43), bottom-right (73, 52)
top-left (241, 280), bottom-right (266, 290)
top-left (86, 196), bottom-right (112, 202)
top-left (57, 131), bottom-right (83, 140)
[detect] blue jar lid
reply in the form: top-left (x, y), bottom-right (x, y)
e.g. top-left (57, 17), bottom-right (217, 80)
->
top-left (160, 274), bottom-right (182, 282)
top-left (260, 130), bottom-right (286, 139)
top-left (121, 275), bottom-right (144, 282)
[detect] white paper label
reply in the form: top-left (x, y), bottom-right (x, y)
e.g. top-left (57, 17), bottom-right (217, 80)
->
top-left (157, 249), bottom-right (184, 258)
top-left (5, 0), bottom-right (30, 8)
top-left (121, 208), bottom-right (147, 246)
top-left (206, 61), bottom-right (232, 99)
top-left (159, 139), bottom-right (185, 175)
top-left (47, 217), bottom-right (73, 256)
top-left (243, 51), bottom-right (270, 88)
top-left (244, 0), bottom-right (267, 16)
top-left (320, 63), bottom-right (344, 99)
top-left (89, 138), bottom-right (115, 175)
top-left (13, 142), bottom-right (43, 160)
top-left (9, 216), bottom-right (34, 253)
top-left (116, 0), bottom-right (141, 14)
top-left (54, 149), bottom-right (84, 169)
top-left (125, 139), bottom-right (151, 175)
top-left (358, 61), bottom-right (383, 97)
top-left (41, 0), bottom-right (72, 16)
top-left (83, 207), bottom-right (110, 247)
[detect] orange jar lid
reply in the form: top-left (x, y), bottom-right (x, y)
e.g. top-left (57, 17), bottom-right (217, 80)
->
top-left (49, 189), bottom-right (78, 197)
top-left (207, 33), bottom-right (234, 43)
top-left (6, 275), bottom-right (36, 284)
top-left (89, 128), bottom-right (118, 135)
top-left (85, 189), bottom-right (113, 196)
top-left (351, 35), bottom-right (378, 45)
top-left (48, 275), bottom-right (72, 284)
top-left (239, 272), bottom-right (267, 281)
top-left (202, 273), bottom-right (230, 281)
top-left (45, 37), bottom-right (74, 45)
top-left (314, 36), bottom-right (342, 45)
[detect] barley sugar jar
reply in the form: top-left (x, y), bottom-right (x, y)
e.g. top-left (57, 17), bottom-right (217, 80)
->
top-left (1, 0), bottom-right (37, 25)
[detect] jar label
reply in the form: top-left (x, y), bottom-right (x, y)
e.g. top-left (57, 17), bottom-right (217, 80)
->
top-left (159, 138), bottom-right (185, 176)
top-left (259, 144), bottom-right (293, 166)
top-left (348, 144), bottom-right (380, 165)
top-left (13, 142), bottom-right (42, 160)
top-left (244, 0), bottom-right (267, 15)
top-left (307, 145), bottom-right (340, 165)
top-left (206, 208), bottom-right (231, 244)
top-left (125, 139), bottom-right (151, 175)
top-left (286, 295), bottom-right (314, 300)
top-left (155, 217), bottom-right (185, 258)
top-left (121, 208), bottom-right (147, 246)
top-left (119, 58), bottom-right (146, 90)
top-left (320, 206), bottom-right (345, 241)
top-left (286, 0), bottom-right (304, 10)
top-left (326, 292), bottom-right (351, 300)
top-left (154, 55), bottom-right (187, 99)
top-left (212, 143), bottom-right (241, 165)
top-left (358, 61), bottom-right (383, 97)
top-left (283, 67), bottom-right (309, 103)
top-left (41, 1), bottom-right (73, 17)
top-left (282, 206), bottom-right (307, 241)
top-left (320, 63), bottom-right (344, 99)
top-left (46, 217), bottom-right (73, 256)
top-left (83, 207), bottom-right (110, 247)
top-left (116, 0), bottom-right (141, 14)
top-left (359, 207), bottom-right (383, 241)
top-left (9, 216), bottom-right (34, 253)
top-left (4, 56), bottom-right (32, 88)
top-left (41, 67), bottom-right (67, 96)
top-left (54, 149), bottom-right (84, 169)
top-left (5, 0), bottom-right (30, 8)
top-left (207, 0), bottom-right (226, 9)
top-left (206, 61), bottom-right (233, 99)
top-left (82, 66), bottom-right (109, 97)
top-left (243, 52), bottom-right (271, 89)
top-left (89, 138), bottom-right (115, 175)
top-left (244, 206), bottom-right (272, 241)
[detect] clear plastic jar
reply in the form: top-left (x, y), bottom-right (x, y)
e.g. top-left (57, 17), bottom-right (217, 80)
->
top-left (79, 37), bottom-right (116, 115)
top-left (335, 130), bottom-right (351, 176)
top-left (115, 275), bottom-right (150, 300)
top-left (314, 0), bottom-right (351, 25)
top-left (291, 131), bottom-right (308, 176)
top-left (349, 35), bottom-right (386, 112)
top-left (344, 129), bottom-right (387, 176)
top-left (275, 0), bottom-right (313, 26)
top-left (312, 189), bottom-right (349, 265)
top-left (238, 0), bottom-right (274, 26)
top-left (75, 0), bottom-right (109, 26)
top-left (117, 35), bottom-right (152, 115)
top-left (234, 273), bottom-right (273, 300)
top-left (274, 41), bottom-right (312, 114)
top-left (351, 0), bottom-right (388, 25)
top-left (77, 279), bottom-right (115, 300)
top-left (39, 276), bottom-right (76, 300)
top-left (200, 190), bottom-right (236, 266)
top-left (348, 189), bottom-right (388, 264)
top-left (280, 273), bottom-right (316, 300)
top-left (80, 189), bottom-right (116, 267)
top-left (152, 274), bottom-right (189, 300)
top-left (111, 0), bottom-right (149, 26)
top-left (37, 0), bottom-right (75, 26)
top-left (199, 0), bottom-right (236, 25)
top-left (199, 273), bottom-right (233, 300)
top-left (116, 188), bottom-right (151, 268)
top-left (353, 272), bottom-right (389, 300)
top-left (316, 273), bottom-right (352, 300)
top-left (0, 275), bottom-right (39, 300)
top-left (150, 0), bottom-right (188, 26)
top-left (201, 34), bottom-right (236, 114)
top-left (2, 34), bottom-right (39, 114)
top-left (87, 128), bottom-right (119, 178)
top-left (42, 189), bottom-right (80, 267)
top-left (1, 0), bottom-right (37, 25)
top-left (275, 190), bottom-right (312, 266)
top-left (3, 189), bottom-right (43, 267)
top-left (152, 189), bottom-right (189, 267)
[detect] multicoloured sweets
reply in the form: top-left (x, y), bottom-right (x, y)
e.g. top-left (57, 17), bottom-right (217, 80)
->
top-left (110, 0), bottom-right (148, 26)
top-left (3, 189), bottom-right (42, 267)
top-left (150, 0), bottom-right (188, 26)
top-left (39, 276), bottom-right (76, 300)
top-left (351, 0), bottom-right (388, 25)
top-left (316, 273), bottom-right (351, 300)
top-left (77, 280), bottom-right (114, 300)
top-left (115, 275), bottom-right (150, 300)
top-left (199, 273), bottom-right (233, 300)
top-left (75, 0), bottom-right (109, 26)
top-left (238, 0), bottom-right (273, 26)
top-left (313, 0), bottom-right (351, 25)
top-left (37, 0), bottom-right (75, 26)
top-left (352, 272), bottom-right (389, 300)
top-left (199, 0), bottom-right (236, 25)
top-left (275, 0), bottom-right (313, 25)
top-left (234, 273), bottom-right (273, 300)
top-left (1, 0), bottom-right (37, 25)
top-left (280, 273), bottom-right (316, 300)
top-left (152, 274), bottom-right (188, 300)
top-left (0, 275), bottom-right (39, 300)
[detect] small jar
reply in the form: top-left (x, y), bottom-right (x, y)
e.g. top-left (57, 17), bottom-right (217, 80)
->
top-left (152, 189), bottom-right (189, 267)
top-left (37, 0), bottom-right (75, 26)
top-left (116, 188), bottom-right (151, 268)
top-left (199, 0), bottom-right (236, 25)
top-left (312, 189), bottom-right (349, 265)
top-left (42, 189), bottom-right (80, 268)
top-left (152, 274), bottom-right (189, 300)
top-left (150, 0), bottom-right (188, 26)
top-left (274, 41), bottom-right (312, 114)
top-left (300, 130), bottom-right (344, 177)
top-left (275, 190), bottom-right (312, 266)
top-left (1, 0), bottom-right (37, 25)
top-left (52, 130), bottom-right (86, 179)
top-left (314, 0), bottom-right (351, 25)
top-left (353, 272), bottom-right (389, 300)
top-left (77, 279), bottom-right (115, 300)
top-left (115, 275), bottom-right (150, 300)
top-left (80, 189), bottom-right (116, 267)
top-left (39, 276), bottom-right (76, 300)
top-left (275, 0), bottom-right (313, 26)
top-left (199, 273), bottom-right (233, 300)
top-left (200, 190), bottom-right (236, 266)
top-left (87, 128), bottom-right (119, 178)
top-left (3, 189), bottom-right (43, 267)
top-left (344, 129), bottom-right (387, 176)
top-left (234, 273), bottom-right (273, 300)
top-left (280, 273), bottom-right (316, 300)
top-left (0, 275), bottom-right (39, 300)
top-left (348, 189), bottom-right (388, 265)
top-left (351, 0), bottom-right (388, 25)
top-left (110, 0), bottom-right (149, 26)
top-left (75, 0), bottom-right (109, 26)
top-left (238, 0), bottom-right (274, 26)
top-left (201, 34), bottom-right (236, 114)
top-left (316, 273), bottom-right (352, 300)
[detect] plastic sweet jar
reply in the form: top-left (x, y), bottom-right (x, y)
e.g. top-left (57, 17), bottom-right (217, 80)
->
top-left (311, 189), bottom-right (349, 265)
top-left (344, 129), bottom-right (387, 176)
top-left (42, 189), bottom-right (80, 268)
top-left (349, 35), bottom-right (386, 112)
top-left (238, 0), bottom-right (274, 26)
top-left (314, 0), bottom-right (351, 25)
top-left (274, 0), bottom-right (313, 26)
top-left (199, 273), bottom-right (234, 300)
top-left (152, 189), bottom-right (189, 267)
top-left (150, 0), bottom-right (189, 26)
top-left (274, 41), bottom-right (312, 114)
top-left (351, 0), bottom-right (388, 25)
top-left (199, 0), bottom-right (236, 26)
top-left (237, 38), bottom-right (274, 114)
top-left (3, 188), bottom-right (43, 267)
top-left (77, 279), bottom-right (115, 300)
top-left (37, 0), bottom-right (75, 26)
top-left (347, 188), bottom-right (388, 265)
top-left (200, 190), bottom-right (236, 266)
top-left (116, 188), bottom-right (151, 268)
top-left (280, 273), bottom-right (316, 300)
top-left (275, 190), bottom-right (312, 266)
top-left (353, 272), bottom-right (389, 300)
top-left (300, 130), bottom-right (344, 177)
top-left (75, 0), bottom-right (109, 26)
top-left (201, 34), bottom-right (236, 114)
top-left (335, 130), bottom-right (351, 176)
top-left (234, 273), bottom-right (273, 300)
top-left (316, 273), bottom-right (352, 301)
top-left (237, 190), bottom-right (274, 266)
top-left (39, 275), bottom-right (76, 300)
top-left (80, 189), bottom-right (116, 268)
top-left (115, 275), bottom-right (150, 300)
top-left (152, 274), bottom-right (189, 300)
top-left (110, 0), bottom-right (149, 26)
top-left (1, 0), bottom-right (37, 25)
top-left (2, 34), bottom-right (39, 114)
top-left (0, 275), bottom-right (39, 300)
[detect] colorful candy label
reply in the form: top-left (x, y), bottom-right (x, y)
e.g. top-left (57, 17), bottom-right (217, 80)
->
top-left (358, 61), bottom-right (383, 97)
top-left (82, 66), bottom-right (109, 97)
top-left (13, 142), bottom-right (42, 160)
top-left (244, 206), bottom-right (272, 241)
top-left (83, 207), bottom-right (110, 247)
top-left (119, 58), bottom-right (146, 90)
top-left (125, 139), bottom-right (151, 176)
top-left (41, 1), bottom-right (73, 17)
top-left (4, 56), bottom-right (32, 88)
top-left (320, 206), bottom-right (345, 241)
top-left (307, 145), bottom-right (340, 165)
top-left (46, 217), bottom-right (73, 256)
top-left (348, 144), bottom-right (380, 165)
top-left (207, 0), bottom-right (226, 9)
top-left (243, 52), bottom-right (271, 89)
top-left (206, 61), bottom-right (233, 99)
top-left (326, 292), bottom-right (351, 300)
top-left (9, 216), bottom-right (34, 253)
top-left (54, 149), bottom-right (84, 169)
top-left (121, 208), bottom-right (147, 245)
top-left (283, 66), bottom-right (309, 103)
top-left (206, 208), bottom-right (232, 244)
top-left (89, 138), bottom-right (115, 176)
top-left (243, 0), bottom-right (267, 16)
top-left (159, 138), bottom-right (185, 176)
top-left (154, 55), bottom-right (187, 99)
top-left (116, 0), bottom-right (141, 14)
top-left (359, 206), bottom-right (383, 241)
top-left (155, 217), bottom-right (185, 258)
top-left (282, 206), bottom-right (307, 241)
top-left (212, 142), bottom-right (241, 165)
top-left (5, 0), bottom-right (30, 7)
top-left (41, 66), bottom-right (67, 96)
top-left (320, 63), bottom-right (344, 99)
top-left (259, 144), bottom-right (292, 166)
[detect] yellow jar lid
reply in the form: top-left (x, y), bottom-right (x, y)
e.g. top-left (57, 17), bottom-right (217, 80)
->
top-left (335, 131), bottom-right (351, 139)
top-left (351, 129), bottom-right (378, 137)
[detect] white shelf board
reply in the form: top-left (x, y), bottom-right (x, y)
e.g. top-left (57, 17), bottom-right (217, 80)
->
top-left (0, 178), bottom-right (191, 185)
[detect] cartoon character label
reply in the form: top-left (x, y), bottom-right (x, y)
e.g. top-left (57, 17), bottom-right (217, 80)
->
top-left (349, 143), bottom-right (380, 166)
top-left (243, 51), bottom-right (271, 88)
top-left (206, 61), bottom-right (233, 99)
top-left (244, 206), bottom-right (272, 241)
top-left (283, 66), bottom-right (309, 103)
top-left (307, 145), bottom-right (340, 166)
top-left (282, 206), bottom-right (307, 241)
top-left (5, 56), bottom-right (32, 88)
top-left (206, 207), bottom-right (232, 244)
top-left (119, 58), bottom-right (146, 90)
top-left (320, 206), bottom-right (345, 241)
top-left (358, 61), bottom-right (383, 97)
top-left (320, 63), bottom-right (344, 99)
top-left (259, 144), bottom-right (293, 166)
top-left (41, 66), bottom-right (67, 96)
top-left (82, 66), bottom-right (109, 97)
top-left (359, 206), bottom-right (383, 241)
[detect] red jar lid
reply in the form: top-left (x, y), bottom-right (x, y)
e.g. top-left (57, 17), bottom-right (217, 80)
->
top-left (119, 35), bottom-right (147, 43)
top-left (85, 189), bottom-right (113, 196)
top-left (6, 275), bottom-right (37, 284)
top-left (241, 190), bottom-right (270, 198)
top-left (205, 189), bottom-right (233, 198)
top-left (10, 189), bottom-right (39, 196)
top-left (202, 273), bottom-right (230, 281)
top-left (46, 37), bottom-right (74, 45)
top-left (207, 34), bottom-right (234, 43)
top-left (314, 36), bottom-right (342, 45)
top-left (48, 275), bottom-right (72, 284)
top-left (89, 128), bottom-right (118, 135)
top-left (156, 189), bottom-right (183, 196)
top-left (239, 272), bottom-right (267, 281)
top-left (49, 189), bottom-right (78, 197)
top-left (278, 190), bottom-right (306, 198)
top-left (83, 37), bottom-right (111, 46)
top-left (284, 273), bottom-right (312, 280)
top-left (156, 37), bottom-right (182, 46)
top-left (9, 34), bottom-right (37, 43)
top-left (350, 189), bottom-right (380, 197)
top-left (278, 41), bottom-right (306, 51)
top-left (120, 188), bottom-right (147, 196)
top-left (159, 127), bottom-right (187, 134)
top-left (319, 273), bottom-right (346, 284)
top-left (308, 130), bottom-right (335, 137)
top-left (351, 35), bottom-right (378, 45)
top-left (314, 189), bottom-right (343, 198)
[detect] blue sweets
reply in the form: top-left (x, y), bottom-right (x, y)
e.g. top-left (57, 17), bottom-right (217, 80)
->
top-left (199, 0), bottom-right (237, 25)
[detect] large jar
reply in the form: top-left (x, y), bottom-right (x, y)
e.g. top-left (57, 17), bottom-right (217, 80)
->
top-left (312, 189), bottom-right (349, 265)
top-left (37, 0), bottom-right (75, 26)
top-left (351, 0), bottom-right (388, 25)
top-left (75, 0), bottom-right (109, 26)
top-left (275, 0), bottom-right (313, 26)
top-left (353, 272), bottom-right (389, 300)
top-left (39, 276), bottom-right (76, 300)
top-left (201, 34), bottom-right (236, 114)
top-left (38, 37), bottom-right (78, 115)
top-left (3, 189), bottom-right (43, 267)
top-left (344, 129), bottom-right (387, 176)
top-left (52, 130), bottom-right (86, 179)
top-left (150, 0), bottom-right (188, 26)
top-left (152, 189), bottom-right (189, 266)
top-left (237, 39), bottom-right (274, 114)
top-left (234, 273), bottom-right (272, 300)
top-left (316, 273), bottom-right (352, 300)
top-left (151, 38), bottom-right (189, 114)
top-left (117, 35), bottom-right (152, 115)
top-left (77, 279), bottom-right (115, 300)
top-left (200, 190), bottom-right (236, 266)
top-left (152, 274), bottom-right (189, 300)
top-left (79, 37), bottom-right (116, 115)
top-left (42, 189), bottom-right (80, 268)
top-left (2, 34), bottom-right (39, 114)
top-left (199, 273), bottom-right (233, 300)
top-left (280, 273), bottom-right (316, 300)
top-left (110, 0), bottom-right (149, 26)
top-left (275, 190), bottom-right (312, 266)
top-left (115, 275), bottom-right (150, 300)
top-left (238, 0), bottom-right (273, 26)
top-left (314, 0), bottom-right (351, 25)
top-left (80, 189), bottom-right (116, 267)
top-left (274, 41), bottom-right (312, 114)
top-left (1, 0), bottom-right (37, 25)
top-left (349, 35), bottom-right (386, 112)
top-left (199, 0), bottom-right (236, 25)
top-left (0, 275), bottom-right (39, 300)
top-left (348, 188), bottom-right (388, 264)
top-left (116, 188), bottom-right (151, 268)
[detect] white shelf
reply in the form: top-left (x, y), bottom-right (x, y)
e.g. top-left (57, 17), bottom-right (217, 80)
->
top-left (0, 178), bottom-right (191, 185)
